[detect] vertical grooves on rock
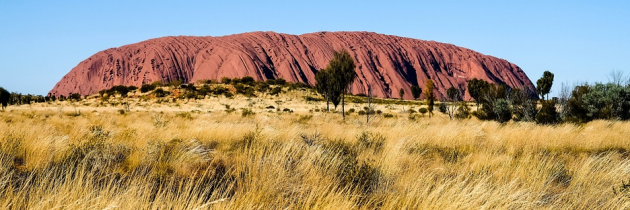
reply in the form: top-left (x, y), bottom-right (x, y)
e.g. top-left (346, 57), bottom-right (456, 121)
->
top-left (50, 31), bottom-right (536, 100)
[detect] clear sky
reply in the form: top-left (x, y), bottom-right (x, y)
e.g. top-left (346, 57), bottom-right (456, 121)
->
top-left (0, 0), bottom-right (628, 96)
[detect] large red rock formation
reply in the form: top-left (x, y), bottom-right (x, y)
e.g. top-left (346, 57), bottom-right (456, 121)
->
top-left (49, 31), bottom-right (536, 100)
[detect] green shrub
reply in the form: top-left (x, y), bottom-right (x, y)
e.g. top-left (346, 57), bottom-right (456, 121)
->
top-left (536, 100), bottom-right (559, 125)
top-left (244, 87), bottom-right (256, 97)
top-left (199, 85), bottom-right (211, 96)
top-left (270, 87), bottom-right (282, 96)
top-left (213, 86), bottom-right (228, 95)
top-left (141, 84), bottom-right (157, 93)
top-left (256, 82), bottom-right (270, 93)
top-left (234, 84), bottom-right (246, 94)
top-left (154, 88), bottom-right (167, 97)
top-left (231, 78), bottom-right (242, 85)
top-left (221, 77), bottom-right (232, 84)
top-left (493, 99), bottom-right (513, 123)
top-left (185, 92), bottom-right (197, 100)
top-left (241, 76), bottom-right (255, 86)
top-left (275, 78), bottom-right (287, 86)
top-left (241, 108), bottom-right (255, 117)
top-left (454, 102), bottom-right (471, 120)
top-left (438, 103), bottom-right (447, 113)
top-left (418, 108), bottom-right (428, 116)
top-left (69, 93), bottom-right (82, 101)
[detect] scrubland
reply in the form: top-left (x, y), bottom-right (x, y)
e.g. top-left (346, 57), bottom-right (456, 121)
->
top-left (2, 94), bottom-right (630, 209)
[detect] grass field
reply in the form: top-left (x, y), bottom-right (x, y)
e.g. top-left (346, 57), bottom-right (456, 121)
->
top-left (2, 93), bottom-right (630, 209)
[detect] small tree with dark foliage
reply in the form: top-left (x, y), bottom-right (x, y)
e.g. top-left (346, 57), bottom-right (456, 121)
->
top-left (536, 71), bottom-right (554, 100)
top-left (425, 79), bottom-right (435, 118)
top-left (536, 100), bottom-right (559, 124)
top-left (411, 85), bottom-right (422, 100)
top-left (467, 78), bottom-right (490, 111)
top-left (0, 87), bottom-right (9, 111)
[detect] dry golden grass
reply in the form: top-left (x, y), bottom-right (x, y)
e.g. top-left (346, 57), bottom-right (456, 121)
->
top-left (2, 94), bottom-right (630, 209)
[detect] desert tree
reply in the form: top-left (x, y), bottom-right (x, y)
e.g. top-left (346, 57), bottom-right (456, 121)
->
top-left (0, 87), bottom-right (9, 111)
top-left (536, 71), bottom-right (554, 100)
top-left (454, 102), bottom-right (471, 120)
top-left (425, 79), bottom-right (435, 118)
top-left (580, 83), bottom-right (630, 121)
top-left (511, 88), bottom-right (537, 122)
top-left (315, 69), bottom-right (337, 112)
top-left (536, 100), bottom-right (559, 124)
top-left (447, 87), bottom-right (460, 101)
top-left (556, 82), bottom-right (573, 121)
top-left (564, 84), bottom-right (591, 123)
top-left (467, 78), bottom-right (489, 111)
top-left (326, 50), bottom-right (357, 120)
top-left (493, 98), bottom-right (512, 123)
top-left (446, 87), bottom-right (460, 120)
top-left (472, 84), bottom-right (513, 123)
top-left (411, 85), bottom-right (422, 100)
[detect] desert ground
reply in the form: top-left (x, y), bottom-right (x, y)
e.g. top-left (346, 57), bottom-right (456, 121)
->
top-left (2, 89), bottom-right (630, 209)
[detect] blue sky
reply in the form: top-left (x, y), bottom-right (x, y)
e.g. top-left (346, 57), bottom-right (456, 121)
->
top-left (0, 0), bottom-right (628, 96)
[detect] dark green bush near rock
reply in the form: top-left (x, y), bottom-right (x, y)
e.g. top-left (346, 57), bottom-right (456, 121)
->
top-left (536, 100), bottom-right (559, 125)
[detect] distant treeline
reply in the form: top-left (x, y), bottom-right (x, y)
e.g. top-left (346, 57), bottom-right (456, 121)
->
top-left (3, 70), bottom-right (630, 125)
top-left (0, 87), bottom-right (48, 109)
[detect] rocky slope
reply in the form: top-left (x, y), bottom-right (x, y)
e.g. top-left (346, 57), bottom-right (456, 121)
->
top-left (50, 31), bottom-right (536, 100)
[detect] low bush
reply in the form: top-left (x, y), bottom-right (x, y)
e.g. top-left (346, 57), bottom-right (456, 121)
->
top-left (241, 108), bottom-right (255, 117)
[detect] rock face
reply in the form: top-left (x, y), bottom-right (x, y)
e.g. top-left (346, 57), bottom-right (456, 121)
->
top-left (50, 31), bottom-right (536, 100)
